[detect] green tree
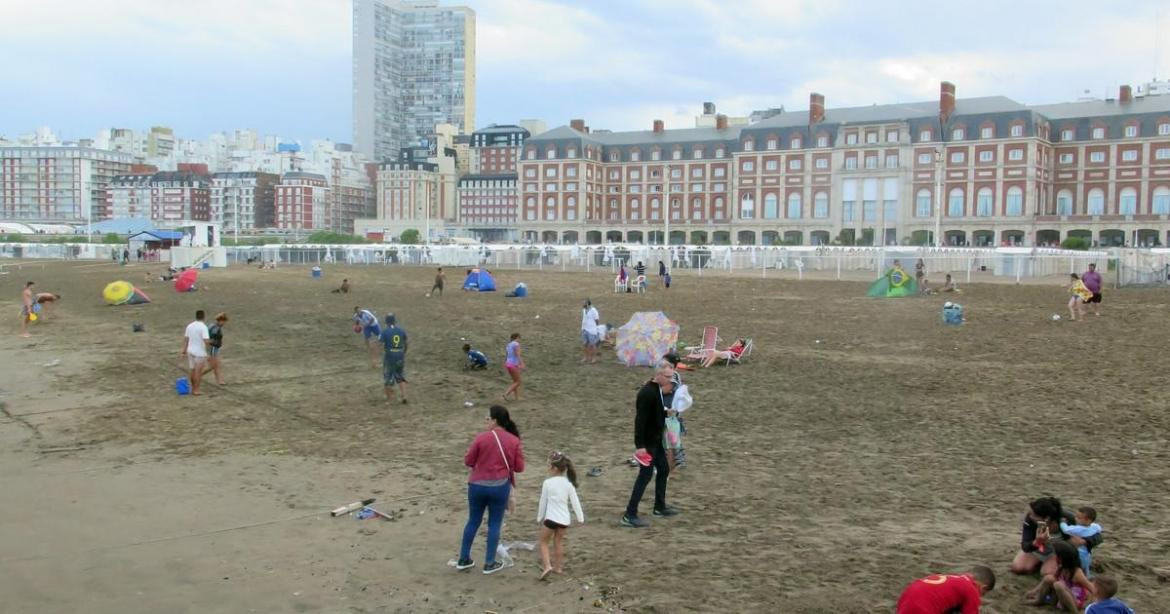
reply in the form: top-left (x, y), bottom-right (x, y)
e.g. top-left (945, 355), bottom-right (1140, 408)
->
top-left (1060, 236), bottom-right (1090, 251)
top-left (0, 234), bottom-right (25, 243)
top-left (305, 231), bottom-right (369, 244)
top-left (102, 233), bottom-right (123, 244)
top-left (399, 228), bottom-right (421, 244)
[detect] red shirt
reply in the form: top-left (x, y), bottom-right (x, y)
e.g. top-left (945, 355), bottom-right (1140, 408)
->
top-left (896, 574), bottom-right (981, 614)
top-left (464, 428), bottom-right (525, 484)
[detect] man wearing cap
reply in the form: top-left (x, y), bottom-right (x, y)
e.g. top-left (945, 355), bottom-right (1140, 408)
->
top-left (1082, 262), bottom-right (1103, 316)
top-left (621, 359), bottom-right (679, 528)
top-left (378, 313), bottom-right (409, 404)
top-left (580, 299), bottom-right (600, 364)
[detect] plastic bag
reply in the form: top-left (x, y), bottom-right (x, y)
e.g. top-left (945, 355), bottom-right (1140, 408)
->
top-left (664, 416), bottom-right (682, 450)
top-left (672, 384), bottom-right (693, 412)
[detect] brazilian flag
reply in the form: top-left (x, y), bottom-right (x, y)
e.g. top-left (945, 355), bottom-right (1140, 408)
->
top-left (867, 265), bottom-right (918, 298)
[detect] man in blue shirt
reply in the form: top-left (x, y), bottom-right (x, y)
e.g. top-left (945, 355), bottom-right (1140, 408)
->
top-left (353, 306), bottom-right (380, 368)
top-left (462, 343), bottom-right (488, 370)
top-left (379, 313), bottom-right (408, 404)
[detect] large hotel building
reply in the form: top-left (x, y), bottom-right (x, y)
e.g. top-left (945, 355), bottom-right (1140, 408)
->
top-left (507, 82), bottom-right (1170, 247)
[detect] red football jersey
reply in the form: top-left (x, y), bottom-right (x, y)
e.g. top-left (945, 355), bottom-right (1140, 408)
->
top-left (896, 574), bottom-right (982, 614)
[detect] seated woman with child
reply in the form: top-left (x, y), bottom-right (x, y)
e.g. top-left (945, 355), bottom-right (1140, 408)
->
top-left (684, 338), bottom-right (747, 368)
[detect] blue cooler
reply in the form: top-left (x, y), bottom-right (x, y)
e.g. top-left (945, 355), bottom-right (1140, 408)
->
top-left (311, 266), bottom-right (322, 278)
top-left (942, 302), bottom-right (963, 325)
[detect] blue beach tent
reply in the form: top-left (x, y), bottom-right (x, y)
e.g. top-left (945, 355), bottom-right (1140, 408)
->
top-left (462, 268), bottom-right (497, 292)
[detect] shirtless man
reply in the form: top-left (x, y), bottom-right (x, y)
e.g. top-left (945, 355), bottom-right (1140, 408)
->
top-left (18, 281), bottom-right (34, 337)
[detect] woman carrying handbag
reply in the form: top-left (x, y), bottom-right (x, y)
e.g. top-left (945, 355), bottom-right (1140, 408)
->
top-left (455, 404), bottom-right (525, 575)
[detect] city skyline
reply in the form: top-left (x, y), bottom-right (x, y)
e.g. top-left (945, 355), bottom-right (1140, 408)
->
top-left (1, 0), bottom-right (1169, 145)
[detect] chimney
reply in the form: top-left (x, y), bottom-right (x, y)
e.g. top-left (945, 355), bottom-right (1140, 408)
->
top-left (809, 92), bottom-right (825, 124)
top-left (1119, 84), bottom-right (1132, 104)
top-left (939, 81), bottom-right (956, 121)
top-left (703, 102), bottom-right (716, 115)
top-left (570, 119), bottom-right (585, 132)
top-left (653, 119), bottom-right (664, 133)
top-left (715, 114), bottom-right (728, 130)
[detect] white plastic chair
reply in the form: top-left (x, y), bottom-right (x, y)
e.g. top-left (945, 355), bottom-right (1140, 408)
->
top-left (614, 276), bottom-right (627, 293)
top-left (634, 275), bottom-right (647, 293)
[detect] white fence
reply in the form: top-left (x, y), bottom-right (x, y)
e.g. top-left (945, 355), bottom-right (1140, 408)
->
top-left (2, 241), bottom-right (1146, 286)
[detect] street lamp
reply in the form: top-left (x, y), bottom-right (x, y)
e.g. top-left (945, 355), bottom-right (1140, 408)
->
top-left (934, 146), bottom-right (943, 247)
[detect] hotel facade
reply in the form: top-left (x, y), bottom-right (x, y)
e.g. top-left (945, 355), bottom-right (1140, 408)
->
top-left (507, 82), bottom-right (1170, 248)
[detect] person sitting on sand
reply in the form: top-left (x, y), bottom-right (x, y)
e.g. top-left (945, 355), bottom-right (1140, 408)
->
top-left (896, 566), bottom-right (996, 614)
top-left (463, 343), bottom-right (488, 370)
top-left (1024, 540), bottom-right (1095, 612)
top-left (1060, 506), bottom-right (1103, 577)
top-left (1085, 576), bottom-right (1134, 614)
top-left (685, 338), bottom-right (747, 367)
top-left (942, 274), bottom-right (960, 293)
top-left (331, 278), bottom-right (350, 294)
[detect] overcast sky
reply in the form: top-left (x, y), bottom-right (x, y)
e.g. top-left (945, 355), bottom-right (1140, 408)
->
top-left (2, 0), bottom-right (1168, 144)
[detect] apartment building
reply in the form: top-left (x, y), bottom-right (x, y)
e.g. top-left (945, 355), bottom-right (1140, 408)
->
top-left (0, 146), bottom-right (133, 222)
top-left (211, 171), bottom-right (279, 233)
top-left (274, 172), bottom-right (330, 232)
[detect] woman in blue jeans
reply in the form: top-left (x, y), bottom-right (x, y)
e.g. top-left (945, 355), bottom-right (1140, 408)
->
top-left (456, 404), bottom-right (525, 574)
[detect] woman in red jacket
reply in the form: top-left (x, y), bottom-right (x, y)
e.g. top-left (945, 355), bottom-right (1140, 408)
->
top-left (455, 404), bottom-right (525, 575)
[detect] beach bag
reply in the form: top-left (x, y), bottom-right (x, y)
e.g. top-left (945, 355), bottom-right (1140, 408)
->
top-left (672, 384), bottom-right (692, 412)
top-left (664, 416), bottom-right (682, 450)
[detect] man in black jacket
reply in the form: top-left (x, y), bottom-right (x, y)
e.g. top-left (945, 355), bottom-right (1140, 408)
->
top-left (621, 360), bottom-right (679, 528)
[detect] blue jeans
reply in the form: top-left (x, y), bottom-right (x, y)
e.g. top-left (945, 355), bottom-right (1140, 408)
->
top-left (459, 482), bottom-right (510, 563)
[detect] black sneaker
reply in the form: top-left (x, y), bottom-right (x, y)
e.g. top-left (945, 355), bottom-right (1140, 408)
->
top-left (652, 506), bottom-right (680, 517)
top-left (620, 514), bottom-right (649, 528)
top-left (483, 560), bottom-right (505, 574)
top-left (454, 558), bottom-right (474, 570)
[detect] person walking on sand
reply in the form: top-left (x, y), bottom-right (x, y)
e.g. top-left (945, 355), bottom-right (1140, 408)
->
top-left (455, 404), bottom-right (524, 575)
top-left (202, 313), bottom-right (228, 385)
top-left (580, 299), bottom-right (600, 364)
top-left (180, 310), bottom-right (211, 396)
top-left (621, 359), bottom-right (679, 528)
top-left (1068, 273), bottom-right (1092, 321)
top-left (430, 267), bottom-right (446, 297)
top-left (503, 333), bottom-right (525, 401)
top-left (537, 451), bottom-right (584, 580)
top-left (378, 313), bottom-right (409, 404)
top-left (18, 281), bottom-right (34, 337)
top-left (1082, 262), bottom-right (1103, 316)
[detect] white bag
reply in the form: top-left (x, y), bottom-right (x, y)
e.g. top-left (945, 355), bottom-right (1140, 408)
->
top-left (672, 384), bottom-right (693, 412)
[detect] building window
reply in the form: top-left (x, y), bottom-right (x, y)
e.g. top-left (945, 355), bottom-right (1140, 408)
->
top-left (884, 154), bottom-right (898, 168)
top-left (1122, 149), bottom-right (1138, 162)
top-left (1089, 151), bottom-right (1105, 163)
top-left (1056, 190), bottom-right (1073, 215)
top-left (546, 149), bottom-right (557, 160)
top-left (787, 192), bottom-right (802, 218)
top-left (651, 150), bottom-right (661, 161)
top-left (763, 193), bottom-right (778, 218)
top-left (650, 197), bottom-right (660, 220)
top-left (1061, 129), bottom-right (1074, 141)
top-left (813, 192), bottom-right (828, 218)
top-left (1152, 186), bottom-right (1170, 214)
top-left (744, 140), bottom-right (755, 152)
top-left (1087, 188), bottom-right (1105, 215)
top-left (979, 150), bottom-right (994, 162)
top-left (742, 160), bottom-right (755, 172)
top-left (670, 199), bottom-right (681, 220)
top-left (1092, 127), bottom-right (1105, 139)
top-left (1119, 187), bottom-right (1137, 214)
top-left (789, 159), bottom-right (802, 170)
top-left (526, 150), bottom-right (536, 160)
top-left (545, 167), bottom-right (556, 177)
top-left (845, 133), bottom-right (858, 145)
top-left (713, 196), bottom-right (725, 219)
top-left (919, 129), bottom-right (932, 142)
top-left (915, 189), bottom-right (932, 217)
top-left (715, 147), bottom-right (725, 158)
top-left (950, 151), bottom-right (966, 164)
top-left (864, 156), bottom-right (878, 169)
top-left (844, 157), bottom-right (857, 169)
top-left (1010, 125), bottom-right (1024, 137)
top-left (765, 159), bottom-right (778, 171)
top-left (976, 188), bottom-right (993, 216)
top-left (714, 167), bottom-right (725, 178)
top-left (865, 132), bottom-right (878, 144)
top-left (817, 135), bottom-right (829, 147)
top-left (712, 182), bottom-right (725, 192)
top-left (545, 183), bottom-right (557, 191)
top-left (918, 152), bottom-right (932, 165)
top-left (790, 137), bottom-right (801, 149)
top-left (1157, 148), bottom-right (1170, 160)
top-left (981, 127), bottom-right (994, 139)
top-left (1123, 125), bottom-right (1138, 138)
top-left (691, 198), bottom-right (703, 220)
top-left (1008, 149), bottom-right (1024, 161)
top-left (885, 130), bottom-right (898, 143)
top-left (948, 188), bottom-right (965, 217)
top-left (630, 151), bottom-right (640, 161)
top-left (1059, 153), bottom-right (1074, 164)
top-left (863, 200), bottom-right (876, 222)
top-left (566, 166), bottom-right (577, 177)
top-left (952, 128), bottom-right (965, 140)
top-left (672, 150), bottom-right (682, 160)
top-left (766, 138), bottom-right (777, 150)
top-left (690, 183), bottom-right (702, 192)
top-left (740, 193), bottom-right (755, 219)
top-left (690, 167), bottom-right (703, 178)
top-left (524, 168), bottom-right (536, 178)
top-left (815, 157), bottom-right (828, 169)
top-left (693, 149), bottom-right (703, 160)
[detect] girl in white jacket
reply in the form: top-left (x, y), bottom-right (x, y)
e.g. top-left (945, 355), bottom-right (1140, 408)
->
top-left (536, 451), bottom-right (584, 580)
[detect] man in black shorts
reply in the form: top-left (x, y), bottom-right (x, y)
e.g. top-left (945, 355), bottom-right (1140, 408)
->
top-left (1081, 262), bottom-right (1103, 316)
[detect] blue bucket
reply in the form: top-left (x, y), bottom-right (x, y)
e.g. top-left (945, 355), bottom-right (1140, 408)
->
top-left (175, 377), bottom-right (191, 395)
top-left (311, 267), bottom-right (322, 278)
top-left (942, 304), bottom-right (964, 325)
top-left (202, 261), bottom-right (210, 270)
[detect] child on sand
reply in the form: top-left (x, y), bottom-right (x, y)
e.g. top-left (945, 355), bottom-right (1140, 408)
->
top-left (896, 565), bottom-right (995, 614)
top-left (331, 278), bottom-right (350, 294)
top-left (503, 333), bottom-right (525, 401)
top-left (1084, 576), bottom-right (1134, 614)
top-left (536, 451), bottom-right (584, 580)
top-left (463, 343), bottom-right (488, 370)
top-left (1060, 506), bottom-right (1102, 577)
top-left (1025, 540), bottom-right (1095, 611)
top-left (1069, 273), bottom-right (1093, 321)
